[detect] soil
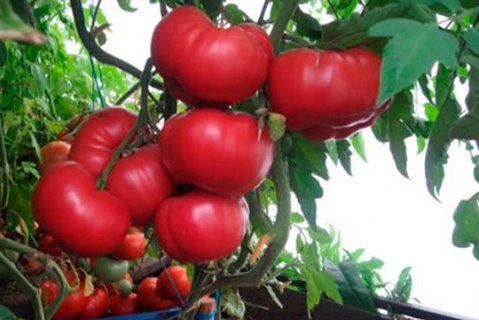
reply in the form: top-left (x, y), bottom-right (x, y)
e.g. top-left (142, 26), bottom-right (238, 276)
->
top-left (0, 278), bottom-right (33, 319)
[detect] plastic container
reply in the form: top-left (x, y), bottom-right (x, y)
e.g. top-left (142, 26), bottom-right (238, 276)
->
top-left (83, 308), bottom-right (181, 320)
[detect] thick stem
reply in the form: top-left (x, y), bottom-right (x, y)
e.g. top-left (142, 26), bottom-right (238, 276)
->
top-left (70, 0), bottom-right (164, 90)
top-left (268, 0), bottom-right (302, 52)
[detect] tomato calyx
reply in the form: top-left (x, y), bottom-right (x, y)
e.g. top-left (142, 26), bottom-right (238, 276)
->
top-left (257, 108), bottom-right (286, 142)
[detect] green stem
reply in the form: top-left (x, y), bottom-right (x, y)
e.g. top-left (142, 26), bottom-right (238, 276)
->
top-left (257, 0), bottom-right (271, 25)
top-left (89, 0), bottom-right (103, 32)
top-left (0, 119), bottom-right (9, 209)
top-left (115, 81), bottom-right (140, 105)
top-left (268, 0), bottom-right (302, 51)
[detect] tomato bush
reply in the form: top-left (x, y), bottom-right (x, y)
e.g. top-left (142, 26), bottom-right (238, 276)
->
top-left (150, 5), bottom-right (272, 108)
top-left (154, 190), bottom-right (249, 263)
top-left (32, 161), bottom-right (131, 257)
top-left (160, 108), bottom-right (274, 196)
top-left (106, 144), bottom-right (177, 226)
top-left (137, 276), bottom-right (175, 311)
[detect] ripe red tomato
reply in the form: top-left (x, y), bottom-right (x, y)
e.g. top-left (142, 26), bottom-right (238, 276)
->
top-left (160, 108), bottom-right (274, 196)
top-left (137, 277), bottom-right (175, 311)
top-left (112, 228), bottom-right (147, 260)
top-left (40, 273), bottom-right (89, 320)
top-left (109, 293), bottom-right (138, 316)
top-left (150, 6), bottom-right (272, 108)
top-left (156, 266), bottom-right (191, 304)
top-left (106, 144), bottom-right (177, 226)
top-left (267, 47), bottom-right (385, 133)
top-left (76, 286), bottom-right (109, 319)
top-left (237, 23), bottom-right (274, 63)
top-left (38, 234), bottom-right (63, 257)
top-left (68, 107), bottom-right (137, 177)
top-left (154, 190), bottom-right (249, 263)
top-left (38, 140), bottom-right (71, 174)
top-left (32, 161), bottom-right (131, 257)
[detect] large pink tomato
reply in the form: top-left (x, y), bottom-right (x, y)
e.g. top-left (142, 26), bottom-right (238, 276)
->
top-left (32, 161), bottom-right (131, 257)
top-left (68, 107), bottom-right (137, 177)
top-left (150, 5), bottom-right (272, 108)
top-left (154, 190), bottom-right (249, 263)
top-left (106, 144), bottom-right (177, 226)
top-left (159, 108), bottom-right (274, 196)
top-left (267, 47), bottom-right (384, 131)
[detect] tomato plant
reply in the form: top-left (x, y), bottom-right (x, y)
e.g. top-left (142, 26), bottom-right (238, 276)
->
top-left (109, 292), bottom-right (138, 316)
top-left (137, 276), bottom-right (175, 311)
top-left (160, 108), bottom-right (274, 196)
top-left (106, 144), bottom-right (177, 226)
top-left (156, 266), bottom-right (191, 304)
top-left (76, 286), bottom-right (109, 319)
top-left (32, 161), bottom-right (131, 257)
top-left (154, 190), bottom-right (249, 263)
top-left (150, 5), bottom-right (272, 108)
top-left (111, 227), bottom-right (147, 260)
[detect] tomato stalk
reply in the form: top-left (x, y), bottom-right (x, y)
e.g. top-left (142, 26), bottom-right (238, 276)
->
top-left (0, 237), bottom-right (72, 320)
top-left (257, 0), bottom-right (271, 25)
top-left (268, 0), bottom-right (302, 51)
top-left (0, 120), bottom-right (9, 210)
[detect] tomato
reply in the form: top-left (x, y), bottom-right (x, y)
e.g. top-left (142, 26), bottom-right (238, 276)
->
top-left (112, 228), bottom-right (147, 260)
top-left (68, 107), bottom-right (137, 177)
top-left (267, 47), bottom-right (386, 135)
top-left (150, 6), bottom-right (272, 108)
top-left (105, 272), bottom-right (133, 296)
top-left (109, 293), bottom-right (138, 316)
top-left (38, 140), bottom-right (71, 174)
top-left (154, 190), bottom-right (249, 263)
top-left (106, 144), bottom-right (177, 226)
top-left (76, 286), bottom-right (109, 319)
top-left (40, 273), bottom-right (89, 320)
top-left (137, 277), bottom-right (175, 311)
top-left (156, 266), bottom-right (191, 304)
top-left (237, 23), bottom-right (274, 63)
top-left (32, 161), bottom-right (131, 257)
top-left (160, 108), bottom-right (274, 196)
top-left (92, 256), bottom-right (129, 282)
top-left (38, 234), bottom-right (63, 257)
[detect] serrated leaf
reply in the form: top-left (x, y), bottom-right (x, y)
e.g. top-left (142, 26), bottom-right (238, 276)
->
top-left (392, 266), bottom-right (413, 302)
top-left (293, 7), bottom-right (322, 39)
top-left (324, 259), bottom-right (377, 313)
top-left (368, 19), bottom-right (459, 103)
top-left (200, 0), bottom-right (223, 19)
top-left (452, 192), bottom-right (479, 246)
top-left (350, 132), bottom-right (367, 162)
top-left (336, 140), bottom-right (352, 175)
top-left (463, 28), bottom-right (479, 55)
top-left (291, 133), bottom-right (329, 180)
top-left (425, 85), bottom-right (461, 199)
top-left (117, 0), bottom-right (137, 12)
top-left (316, 270), bottom-right (343, 304)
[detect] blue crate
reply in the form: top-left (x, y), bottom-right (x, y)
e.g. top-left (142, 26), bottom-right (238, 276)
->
top-left (82, 307), bottom-right (181, 320)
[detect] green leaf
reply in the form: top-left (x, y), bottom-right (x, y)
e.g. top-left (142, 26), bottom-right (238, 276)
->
top-left (463, 28), bottom-right (479, 55)
top-left (117, 0), bottom-right (137, 12)
top-left (291, 133), bottom-right (329, 180)
top-left (350, 132), bottom-right (367, 162)
top-left (291, 212), bottom-right (306, 224)
top-left (316, 269), bottom-right (343, 304)
top-left (368, 18), bottom-right (459, 103)
top-left (0, 304), bottom-right (16, 320)
top-left (336, 140), bottom-right (352, 175)
top-left (0, 41), bottom-right (6, 66)
top-left (224, 4), bottom-right (246, 24)
top-left (452, 192), bottom-right (479, 248)
top-left (293, 7), bottom-right (322, 39)
top-left (222, 288), bottom-right (245, 318)
top-left (324, 259), bottom-right (377, 313)
top-left (450, 63), bottom-right (479, 140)
top-left (200, 0), bottom-right (223, 19)
top-left (391, 266), bottom-right (413, 302)
top-left (418, 74), bottom-right (434, 104)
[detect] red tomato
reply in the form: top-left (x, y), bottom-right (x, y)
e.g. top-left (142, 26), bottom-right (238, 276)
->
top-left (267, 47), bottom-right (384, 132)
top-left (106, 144), bottom-right (177, 226)
top-left (112, 228), bottom-right (147, 260)
top-left (154, 190), bottom-right (249, 263)
top-left (38, 234), bottom-right (64, 257)
top-left (109, 293), bottom-right (138, 316)
top-left (32, 161), bottom-right (131, 257)
top-left (156, 267), bottom-right (191, 304)
top-left (68, 107), bottom-right (137, 177)
top-left (237, 23), bottom-right (274, 63)
top-left (137, 277), bottom-right (175, 311)
top-left (38, 141), bottom-right (71, 174)
top-left (150, 6), bottom-right (271, 108)
top-left (40, 273), bottom-right (89, 320)
top-left (76, 286), bottom-right (109, 319)
top-left (160, 108), bottom-right (274, 196)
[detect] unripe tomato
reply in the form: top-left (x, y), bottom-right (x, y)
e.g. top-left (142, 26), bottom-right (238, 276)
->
top-left (156, 266), bottom-right (191, 304)
top-left (38, 140), bottom-right (71, 174)
top-left (112, 228), bottom-right (147, 261)
top-left (92, 256), bottom-right (129, 282)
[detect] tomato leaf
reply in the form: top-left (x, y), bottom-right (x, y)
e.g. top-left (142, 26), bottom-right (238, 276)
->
top-left (224, 4), bottom-right (247, 24)
top-left (0, 42), bottom-right (6, 67)
top-left (200, 0), bottom-right (223, 19)
top-left (222, 288), bottom-right (246, 318)
top-left (391, 266), bottom-right (413, 302)
top-left (367, 18), bottom-right (459, 104)
top-left (0, 305), bottom-right (16, 320)
top-left (293, 7), bottom-right (322, 39)
top-left (463, 28), bottom-right (479, 55)
top-left (452, 192), bottom-right (479, 248)
top-left (290, 133), bottom-right (329, 180)
top-left (117, 0), bottom-right (137, 12)
top-left (336, 140), bottom-right (352, 175)
top-left (324, 259), bottom-right (377, 313)
top-left (350, 133), bottom-right (367, 162)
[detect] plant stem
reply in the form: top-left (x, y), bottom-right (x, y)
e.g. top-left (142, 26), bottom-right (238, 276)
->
top-left (89, 0), bottom-right (103, 32)
top-left (269, 0), bottom-right (302, 51)
top-left (115, 81), bottom-right (141, 105)
top-left (0, 119), bottom-right (9, 209)
top-left (257, 0), bottom-right (271, 25)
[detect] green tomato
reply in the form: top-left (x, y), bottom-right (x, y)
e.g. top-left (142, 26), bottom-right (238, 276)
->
top-left (92, 256), bottom-right (129, 283)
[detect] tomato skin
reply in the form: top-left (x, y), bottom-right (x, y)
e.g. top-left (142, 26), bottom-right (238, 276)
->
top-left (156, 267), bottom-right (191, 303)
top-left (40, 274), bottom-right (89, 320)
top-left (32, 161), bottom-right (131, 257)
top-left (137, 277), bottom-right (175, 311)
top-left (112, 228), bottom-right (147, 260)
top-left (38, 140), bottom-right (71, 174)
top-left (106, 144), bottom-right (177, 226)
top-left (267, 47), bottom-right (383, 131)
top-left (109, 293), bottom-right (138, 316)
top-left (154, 190), bottom-right (249, 263)
top-left (38, 234), bottom-right (64, 257)
top-left (76, 286), bottom-right (109, 319)
top-left (160, 108), bottom-right (274, 196)
top-left (150, 6), bottom-right (270, 108)
top-left (92, 256), bottom-right (129, 282)
top-left (68, 107), bottom-right (137, 177)
top-left (237, 23), bottom-right (274, 63)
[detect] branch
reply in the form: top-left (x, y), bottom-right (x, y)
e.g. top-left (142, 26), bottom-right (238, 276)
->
top-left (0, 119), bottom-right (9, 209)
top-left (69, 0), bottom-right (164, 91)
top-left (257, 0), bottom-right (271, 25)
top-left (268, 0), bottom-right (302, 51)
